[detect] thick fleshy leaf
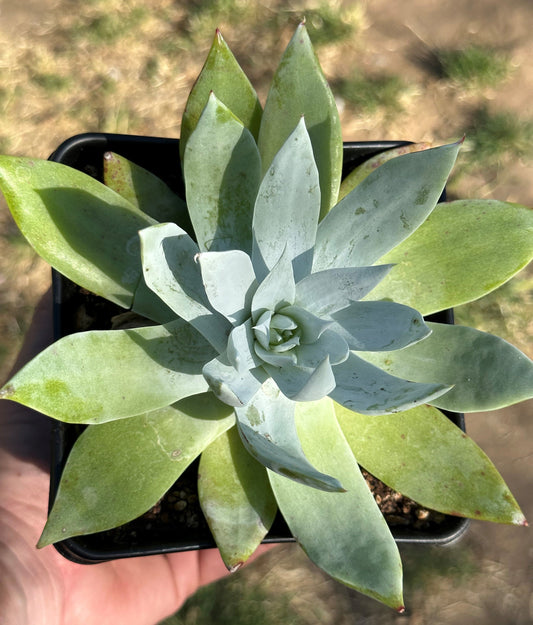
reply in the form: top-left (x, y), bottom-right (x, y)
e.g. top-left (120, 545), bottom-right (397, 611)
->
top-left (329, 352), bottom-right (450, 415)
top-left (313, 141), bottom-right (461, 271)
top-left (338, 143), bottom-right (431, 201)
top-left (266, 357), bottom-right (336, 402)
top-left (294, 265), bottom-right (393, 317)
top-left (38, 393), bottom-right (235, 546)
top-left (0, 155), bottom-right (154, 309)
top-left (295, 329), bottom-right (349, 367)
top-left (227, 320), bottom-right (262, 372)
top-left (279, 305), bottom-right (331, 343)
top-left (140, 222), bottom-right (231, 352)
top-left (202, 355), bottom-right (267, 407)
top-left (331, 301), bottom-right (430, 351)
top-left (358, 322), bottom-right (533, 412)
top-left (197, 250), bottom-right (257, 325)
top-left (254, 342), bottom-right (297, 368)
top-left (0, 320), bottom-right (215, 423)
top-left (131, 278), bottom-right (176, 325)
top-left (198, 426), bottom-right (277, 571)
top-left (252, 310), bottom-right (273, 350)
top-left (366, 200), bottom-right (533, 314)
top-left (235, 379), bottom-right (343, 492)
top-left (252, 117), bottom-right (320, 282)
top-left (251, 247), bottom-right (295, 320)
top-left (179, 29), bottom-right (262, 160)
top-left (184, 93), bottom-right (261, 254)
top-left (335, 403), bottom-right (526, 525)
top-left (269, 397), bottom-right (404, 610)
top-left (103, 151), bottom-right (189, 225)
top-left (257, 22), bottom-right (343, 219)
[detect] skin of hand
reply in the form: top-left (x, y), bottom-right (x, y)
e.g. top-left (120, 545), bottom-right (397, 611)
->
top-left (0, 286), bottom-right (271, 625)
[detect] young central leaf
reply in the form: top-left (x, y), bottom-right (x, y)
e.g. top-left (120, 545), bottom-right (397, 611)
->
top-left (252, 117), bottom-right (320, 283)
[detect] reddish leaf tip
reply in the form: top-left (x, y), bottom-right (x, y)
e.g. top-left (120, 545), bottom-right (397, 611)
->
top-left (396, 605), bottom-right (406, 614)
top-left (512, 511), bottom-right (528, 526)
top-left (228, 561), bottom-right (244, 573)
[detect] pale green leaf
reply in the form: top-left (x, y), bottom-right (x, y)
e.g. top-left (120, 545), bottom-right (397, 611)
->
top-left (0, 155), bottom-right (154, 309)
top-left (179, 29), bottom-right (262, 160)
top-left (366, 200), bottom-right (533, 314)
top-left (227, 320), bottom-right (262, 372)
top-left (254, 342), bottom-right (297, 368)
top-left (38, 393), bottom-right (235, 546)
top-left (197, 250), bottom-right (257, 325)
top-left (330, 353), bottom-right (450, 415)
top-left (184, 93), bottom-right (261, 254)
top-left (103, 151), bottom-right (188, 224)
top-left (331, 301), bottom-right (430, 351)
top-left (313, 141), bottom-right (461, 271)
top-left (358, 322), bottom-right (533, 412)
top-left (131, 278), bottom-right (176, 325)
top-left (235, 379), bottom-right (343, 491)
top-left (251, 247), bottom-right (295, 320)
top-left (0, 320), bottom-right (215, 423)
top-left (258, 23), bottom-right (342, 218)
top-left (252, 117), bottom-right (320, 282)
top-left (269, 397), bottom-right (404, 610)
top-left (295, 329), bottom-right (349, 367)
top-left (140, 222), bottom-right (231, 352)
top-left (339, 143), bottom-right (431, 201)
top-left (252, 310), bottom-right (273, 351)
top-left (198, 426), bottom-right (277, 570)
top-left (278, 305), bottom-right (331, 343)
top-left (295, 265), bottom-right (393, 317)
top-left (265, 357), bottom-right (336, 402)
top-left (202, 356), bottom-right (266, 407)
top-left (335, 403), bottom-right (526, 525)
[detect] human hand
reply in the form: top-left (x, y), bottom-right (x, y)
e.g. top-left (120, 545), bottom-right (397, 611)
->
top-left (0, 287), bottom-right (270, 625)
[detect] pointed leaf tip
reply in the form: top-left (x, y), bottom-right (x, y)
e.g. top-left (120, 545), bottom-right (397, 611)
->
top-left (514, 513), bottom-right (528, 527)
top-left (228, 562), bottom-right (244, 573)
top-left (0, 384), bottom-right (14, 399)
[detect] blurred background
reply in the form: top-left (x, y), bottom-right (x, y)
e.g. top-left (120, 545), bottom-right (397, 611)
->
top-left (0, 0), bottom-right (531, 622)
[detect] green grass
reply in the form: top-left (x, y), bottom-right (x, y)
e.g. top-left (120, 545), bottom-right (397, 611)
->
top-left (464, 106), bottom-right (533, 168)
top-left (436, 45), bottom-right (510, 89)
top-left (183, 0), bottom-right (257, 38)
top-left (31, 72), bottom-right (71, 93)
top-left (303, 3), bottom-right (357, 47)
top-left (335, 72), bottom-right (407, 114)
top-left (181, 0), bottom-right (361, 50)
top-left (69, 7), bottom-right (148, 44)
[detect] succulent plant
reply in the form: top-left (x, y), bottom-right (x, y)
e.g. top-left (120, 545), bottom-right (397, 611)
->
top-left (1, 23), bottom-right (533, 611)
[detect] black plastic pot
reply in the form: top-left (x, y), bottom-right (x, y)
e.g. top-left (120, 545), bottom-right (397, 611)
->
top-left (48, 133), bottom-right (469, 564)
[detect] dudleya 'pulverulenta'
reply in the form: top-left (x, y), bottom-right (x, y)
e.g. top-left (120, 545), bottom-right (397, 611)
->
top-left (1, 23), bottom-right (532, 610)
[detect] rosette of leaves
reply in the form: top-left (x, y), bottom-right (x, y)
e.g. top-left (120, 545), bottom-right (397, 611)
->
top-left (1, 24), bottom-right (533, 611)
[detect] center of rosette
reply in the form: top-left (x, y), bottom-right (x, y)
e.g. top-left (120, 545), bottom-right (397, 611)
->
top-left (253, 310), bottom-right (301, 353)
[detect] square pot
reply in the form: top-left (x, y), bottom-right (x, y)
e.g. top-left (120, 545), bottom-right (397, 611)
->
top-left (47, 133), bottom-right (469, 563)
